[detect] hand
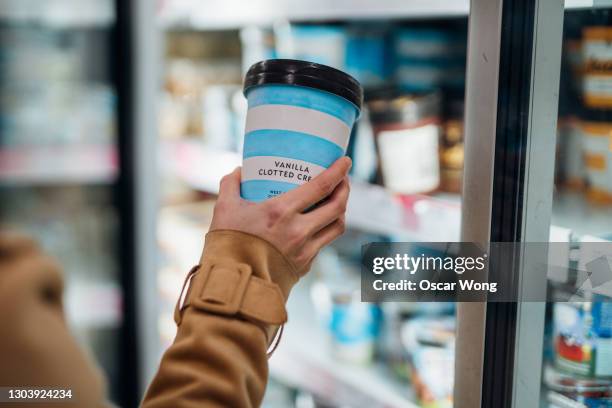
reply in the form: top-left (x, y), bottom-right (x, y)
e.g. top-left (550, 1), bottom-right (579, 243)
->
top-left (210, 157), bottom-right (352, 276)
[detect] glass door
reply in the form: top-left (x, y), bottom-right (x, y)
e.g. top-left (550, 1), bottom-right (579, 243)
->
top-left (459, 0), bottom-right (612, 407)
top-left (0, 1), bottom-right (138, 405)
top-left (516, 3), bottom-right (612, 408)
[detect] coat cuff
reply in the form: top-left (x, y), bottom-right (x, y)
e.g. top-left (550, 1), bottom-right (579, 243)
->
top-left (200, 230), bottom-right (299, 303)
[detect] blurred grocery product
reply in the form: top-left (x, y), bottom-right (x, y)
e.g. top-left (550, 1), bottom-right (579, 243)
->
top-left (328, 291), bottom-right (381, 365)
top-left (310, 249), bottom-right (381, 366)
top-left (345, 24), bottom-right (390, 88)
top-left (0, 26), bottom-right (116, 148)
top-left (379, 302), bottom-right (455, 384)
top-left (580, 110), bottom-right (612, 205)
top-left (368, 91), bottom-right (442, 194)
top-left (582, 26), bottom-right (612, 109)
top-left (401, 316), bottom-right (455, 408)
top-left (553, 300), bottom-right (612, 378)
top-left (440, 99), bottom-right (464, 193)
top-left (161, 31), bottom-right (242, 141)
top-left (393, 26), bottom-right (466, 93)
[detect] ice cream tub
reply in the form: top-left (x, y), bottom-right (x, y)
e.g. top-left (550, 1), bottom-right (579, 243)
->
top-left (241, 59), bottom-right (363, 202)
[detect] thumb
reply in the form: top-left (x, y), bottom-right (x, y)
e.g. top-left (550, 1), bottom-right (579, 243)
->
top-left (218, 167), bottom-right (242, 199)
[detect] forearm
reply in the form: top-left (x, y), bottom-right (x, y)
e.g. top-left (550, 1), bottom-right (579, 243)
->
top-left (142, 230), bottom-right (298, 408)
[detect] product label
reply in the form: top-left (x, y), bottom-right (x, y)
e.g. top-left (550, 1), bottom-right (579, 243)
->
top-left (242, 156), bottom-right (325, 185)
top-left (241, 95), bottom-right (354, 202)
top-left (377, 124), bottom-right (440, 194)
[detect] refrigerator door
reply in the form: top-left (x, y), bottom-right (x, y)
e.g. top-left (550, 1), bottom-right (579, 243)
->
top-left (458, 0), bottom-right (563, 406)
top-left (0, 0), bottom-right (138, 405)
top-left (460, 1), bottom-right (612, 407)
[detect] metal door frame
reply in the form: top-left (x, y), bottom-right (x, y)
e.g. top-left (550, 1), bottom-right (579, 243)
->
top-left (457, 0), bottom-right (564, 407)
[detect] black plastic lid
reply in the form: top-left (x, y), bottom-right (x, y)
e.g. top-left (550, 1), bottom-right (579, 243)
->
top-left (243, 59), bottom-right (363, 111)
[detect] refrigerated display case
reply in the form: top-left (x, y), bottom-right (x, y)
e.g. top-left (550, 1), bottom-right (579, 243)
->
top-left (459, 1), bottom-right (612, 408)
top-left (142, 0), bottom-right (612, 407)
top-left (0, 1), bottom-right (139, 405)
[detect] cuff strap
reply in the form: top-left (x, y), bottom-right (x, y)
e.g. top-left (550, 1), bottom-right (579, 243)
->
top-left (174, 263), bottom-right (288, 327)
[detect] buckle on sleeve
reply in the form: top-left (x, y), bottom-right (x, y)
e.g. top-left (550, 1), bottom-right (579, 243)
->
top-left (192, 263), bottom-right (253, 316)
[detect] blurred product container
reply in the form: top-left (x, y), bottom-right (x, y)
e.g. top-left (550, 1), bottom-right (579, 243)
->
top-left (345, 24), bottom-right (389, 88)
top-left (401, 316), bottom-right (455, 408)
top-left (311, 249), bottom-right (381, 366)
top-left (368, 91), bottom-right (442, 194)
top-left (578, 25), bottom-right (612, 206)
top-left (582, 26), bottom-right (612, 109)
top-left (160, 31), bottom-right (242, 142)
top-left (580, 109), bottom-right (612, 205)
top-left (393, 26), bottom-right (466, 93)
top-left (553, 300), bottom-right (612, 378)
top-left (0, 27), bottom-right (116, 148)
top-left (440, 100), bottom-right (464, 193)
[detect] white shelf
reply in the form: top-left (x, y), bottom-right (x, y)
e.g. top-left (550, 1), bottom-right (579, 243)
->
top-left (270, 279), bottom-right (420, 408)
top-left (0, 144), bottom-right (118, 186)
top-left (159, 0), bottom-right (470, 30)
top-left (0, 0), bottom-right (115, 28)
top-left (159, 0), bottom-right (609, 30)
top-left (159, 139), bottom-right (462, 241)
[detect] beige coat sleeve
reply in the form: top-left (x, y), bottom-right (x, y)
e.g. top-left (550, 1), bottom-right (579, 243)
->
top-left (142, 229), bottom-right (299, 408)
top-left (0, 233), bottom-right (109, 408)
top-left (0, 229), bottom-right (298, 408)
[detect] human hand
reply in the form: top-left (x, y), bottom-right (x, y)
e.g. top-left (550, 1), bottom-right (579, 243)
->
top-left (210, 156), bottom-right (352, 276)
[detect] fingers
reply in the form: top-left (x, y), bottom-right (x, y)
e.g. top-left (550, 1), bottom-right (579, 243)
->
top-left (217, 167), bottom-right (242, 200)
top-left (302, 178), bottom-right (350, 235)
top-left (274, 156), bottom-right (352, 212)
top-left (304, 215), bottom-right (346, 257)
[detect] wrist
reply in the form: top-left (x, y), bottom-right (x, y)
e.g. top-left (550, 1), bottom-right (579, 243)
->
top-left (201, 229), bottom-right (299, 301)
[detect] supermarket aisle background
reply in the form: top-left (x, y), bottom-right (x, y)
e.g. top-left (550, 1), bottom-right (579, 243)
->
top-left (156, 16), bottom-right (466, 408)
top-left (2, 1), bottom-right (612, 407)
